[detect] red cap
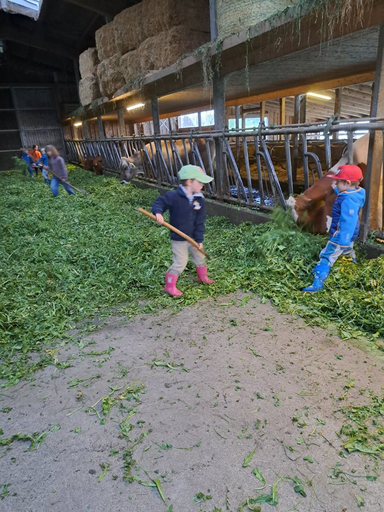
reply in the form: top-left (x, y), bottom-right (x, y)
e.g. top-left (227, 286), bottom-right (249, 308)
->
top-left (327, 164), bottom-right (362, 181)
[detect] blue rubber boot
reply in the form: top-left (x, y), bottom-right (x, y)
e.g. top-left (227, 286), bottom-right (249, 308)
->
top-left (302, 265), bottom-right (330, 292)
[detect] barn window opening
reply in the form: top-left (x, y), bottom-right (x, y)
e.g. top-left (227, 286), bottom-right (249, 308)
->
top-left (337, 120), bottom-right (369, 140)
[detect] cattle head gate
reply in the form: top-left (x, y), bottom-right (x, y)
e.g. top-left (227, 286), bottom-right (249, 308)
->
top-left (65, 117), bottom-right (384, 238)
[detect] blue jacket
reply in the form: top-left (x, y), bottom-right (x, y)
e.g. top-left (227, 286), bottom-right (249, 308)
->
top-left (152, 187), bottom-right (206, 243)
top-left (37, 154), bottom-right (48, 166)
top-left (21, 153), bottom-right (33, 166)
top-left (329, 187), bottom-right (366, 247)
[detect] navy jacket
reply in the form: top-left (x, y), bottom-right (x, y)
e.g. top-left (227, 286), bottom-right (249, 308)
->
top-left (152, 187), bottom-right (206, 243)
top-left (329, 187), bottom-right (366, 247)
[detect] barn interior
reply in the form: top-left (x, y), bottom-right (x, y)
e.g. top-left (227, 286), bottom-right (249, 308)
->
top-left (0, 0), bottom-right (383, 236)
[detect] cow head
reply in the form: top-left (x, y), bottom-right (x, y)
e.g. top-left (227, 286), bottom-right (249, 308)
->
top-left (119, 155), bottom-right (141, 184)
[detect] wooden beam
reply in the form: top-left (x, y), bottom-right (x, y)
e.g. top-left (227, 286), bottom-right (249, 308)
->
top-left (226, 72), bottom-right (375, 107)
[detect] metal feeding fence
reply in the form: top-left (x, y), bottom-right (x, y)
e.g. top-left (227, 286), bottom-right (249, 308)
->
top-left (65, 117), bottom-right (384, 232)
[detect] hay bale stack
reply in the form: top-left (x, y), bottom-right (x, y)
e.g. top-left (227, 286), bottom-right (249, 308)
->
top-left (97, 53), bottom-right (125, 97)
top-left (114, 3), bottom-right (145, 54)
top-left (139, 25), bottom-right (209, 74)
top-left (142, 0), bottom-right (210, 38)
top-left (95, 21), bottom-right (117, 61)
top-left (216, 0), bottom-right (298, 39)
top-left (79, 48), bottom-right (99, 79)
top-left (79, 76), bottom-right (102, 106)
top-left (120, 50), bottom-right (142, 83)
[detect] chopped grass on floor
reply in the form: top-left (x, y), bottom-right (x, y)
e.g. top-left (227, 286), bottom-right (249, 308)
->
top-left (1, 167), bottom-right (383, 386)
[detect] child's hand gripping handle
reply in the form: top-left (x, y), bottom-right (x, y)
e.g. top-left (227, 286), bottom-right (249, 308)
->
top-left (138, 208), bottom-right (210, 259)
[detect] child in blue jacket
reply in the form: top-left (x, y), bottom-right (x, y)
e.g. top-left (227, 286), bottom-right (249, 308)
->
top-left (152, 165), bottom-right (214, 297)
top-left (302, 164), bottom-right (365, 292)
top-left (21, 148), bottom-right (34, 178)
top-left (36, 148), bottom-right (50, 184)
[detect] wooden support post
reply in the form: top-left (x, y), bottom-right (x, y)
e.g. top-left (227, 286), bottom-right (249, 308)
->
top-left (213, 72), bottom-right (225, 199)
top-left (73, 59), bottom-right (80, 99)
top-left (333, 88), bottom-right (342, 140)
top-left (292, 94), bottom-right (300, 181)
top-left (260, 101), bottom-right (265, 123)
top-left (198, 111), bottom-right (202, 129)
top-left (209, 0), bottom-right (218, 40)
top-left (118, 108), bottom-right (126, 137)
top-left (97, 116), bottom-right (105, 140)
top-left (235, 105), bottom-right (241, 160)
top-left (299, 94), bottom-right (307, 124)
top-left (361, 23), bottom-right (384, 238)
top-left (83, 119), bottom-right (89, 140)
top-left (279, 97), bottom-right (286, 140)
top-left (151, 97), bottom-right (160, 135)
top-left (279, 97), bottom-right (286, 126)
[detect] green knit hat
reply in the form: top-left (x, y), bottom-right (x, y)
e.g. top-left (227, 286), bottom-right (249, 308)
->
top-left (178, 165), bottom-right (214, 183)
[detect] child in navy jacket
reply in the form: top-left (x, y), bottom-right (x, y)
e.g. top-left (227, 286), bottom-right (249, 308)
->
top-left (302, 164), bottom-right (366, 292)
top-left (152, 165), bottom-right (214, 297)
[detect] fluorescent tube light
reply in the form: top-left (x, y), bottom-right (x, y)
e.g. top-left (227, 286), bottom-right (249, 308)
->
top-left (126, 103), bottom-right (145, 111)
top-left (307, 92), bottom-right (332, 100)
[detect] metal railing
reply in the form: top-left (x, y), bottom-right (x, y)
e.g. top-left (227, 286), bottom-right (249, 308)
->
top-left (65, 118), bottom-right (384, 236)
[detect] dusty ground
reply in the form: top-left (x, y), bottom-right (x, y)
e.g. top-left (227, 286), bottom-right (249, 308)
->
top-left (0, 291), bottom-right (383, 512)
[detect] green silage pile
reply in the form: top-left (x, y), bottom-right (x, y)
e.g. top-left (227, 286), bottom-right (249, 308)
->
top-left (0, 167), bottom-right (383, 385)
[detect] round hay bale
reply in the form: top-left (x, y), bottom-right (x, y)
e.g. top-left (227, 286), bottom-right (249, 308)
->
top-left (79, 48), bottom-right (99, 79)
top-left (140, 26), bottom-right (209, 74)
top-left (114, 3), bottom-right (146, 54)
top-left (217, 0), bottom-right (298, 39)
top-left (95, 21), bottom-right (117, 61)
top-left (97, 53), bottom-right (125, 97)
top-left (120, 50), bottom-right (142, 83)
top-left (142, 0), bottom-right (210, 38)
top-left (79, 76), bottom-right (102, 106)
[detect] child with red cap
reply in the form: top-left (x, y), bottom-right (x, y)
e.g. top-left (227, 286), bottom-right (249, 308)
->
top-left (302, 164), bottom-right (365, 292)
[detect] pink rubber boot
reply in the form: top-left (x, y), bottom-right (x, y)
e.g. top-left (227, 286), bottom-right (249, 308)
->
top-left (196, 266), bottom-right (214, 284)
top-left (164, 273), bottom-right (183, 296)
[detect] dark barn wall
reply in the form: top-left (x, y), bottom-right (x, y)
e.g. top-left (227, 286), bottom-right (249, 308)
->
top-left (0, 85), bottom-right (65, 171)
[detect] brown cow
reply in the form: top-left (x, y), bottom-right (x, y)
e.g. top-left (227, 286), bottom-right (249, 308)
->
top-left (287, 134), bottom-right (383, 233)
top-left (119, 138), bottom-right (215, 184)
top-left (83, 155), bottom-right (103, 175)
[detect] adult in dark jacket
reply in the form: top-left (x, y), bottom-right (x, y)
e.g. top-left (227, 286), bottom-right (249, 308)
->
top-left (46, 145), bottom-right (75, 197)
top-left (152, 165), bottom-right (214, 297)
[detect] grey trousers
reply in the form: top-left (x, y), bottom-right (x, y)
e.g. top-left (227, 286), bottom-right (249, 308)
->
top-left (167, 241), bottom-right (206, 275)
top-left (318, 241), bottom-right (356, 268)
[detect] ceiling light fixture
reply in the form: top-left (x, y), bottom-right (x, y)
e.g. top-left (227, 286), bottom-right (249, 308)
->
top-left (307, 92), bottom-right (332, 100)
top-left (74, 121), bottom-right (83, 127)
top-left (126, 103), bottom-right (145, 111)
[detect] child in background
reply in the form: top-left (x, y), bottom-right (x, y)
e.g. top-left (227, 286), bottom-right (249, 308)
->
top-left (29, 145), bottom-right (42, 176)
top-left (36, 148), bottom-right (50, 184)
top-left (302, 164), bottom-right (365, 292)
top-left (46, 145), bottom-right (75, 197)
top-left (21, 148), bottom-right (34, 178)
top-left (152, 164), bottom-right (214, 297)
